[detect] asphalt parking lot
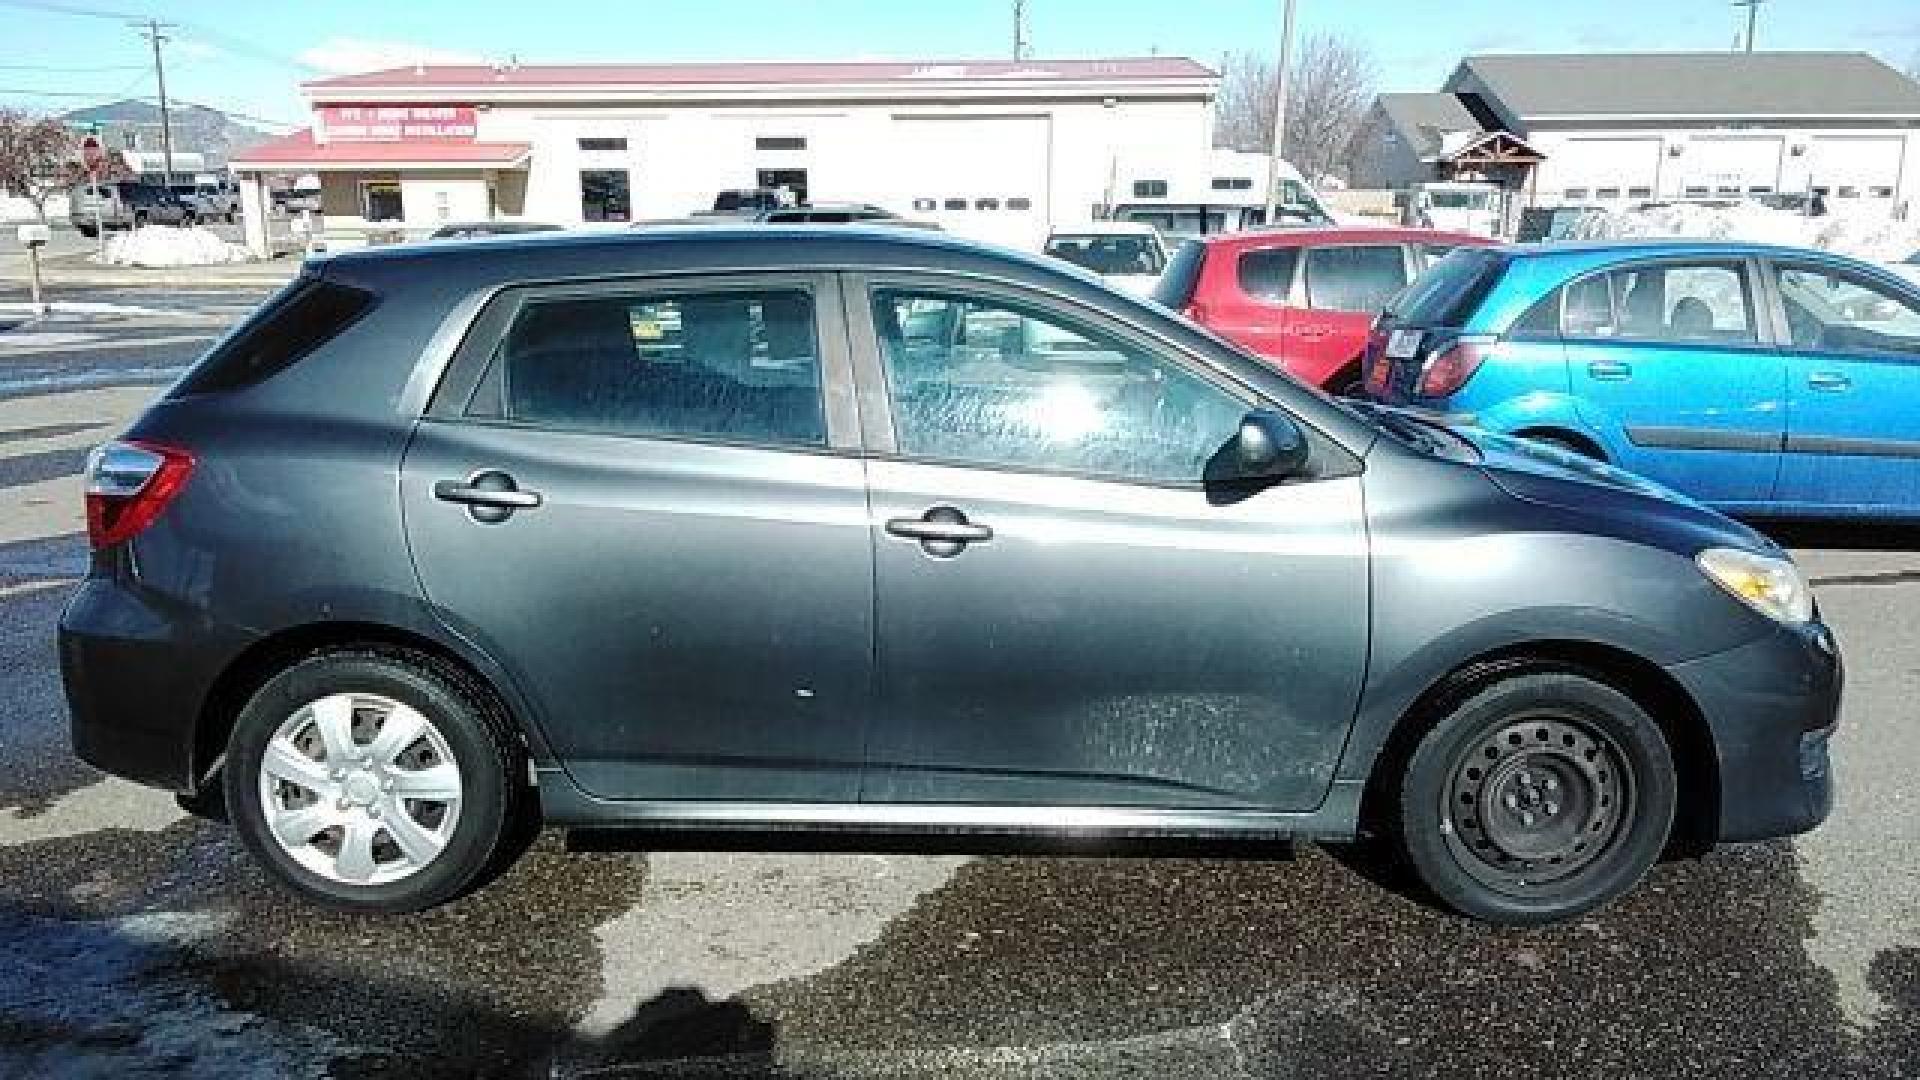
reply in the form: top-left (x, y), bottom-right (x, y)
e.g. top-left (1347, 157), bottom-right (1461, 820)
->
top-left (0, 281), bottom-right (1915, 1079)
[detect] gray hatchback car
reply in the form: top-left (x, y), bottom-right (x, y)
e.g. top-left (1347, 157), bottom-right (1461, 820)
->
top-left (60, 227), bottom-right (1839, 924)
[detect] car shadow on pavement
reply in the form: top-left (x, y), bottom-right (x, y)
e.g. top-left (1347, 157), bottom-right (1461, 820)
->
top-left (0, 817), bottom-right (1913, 1077)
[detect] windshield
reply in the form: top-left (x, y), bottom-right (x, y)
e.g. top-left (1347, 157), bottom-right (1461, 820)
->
top-left (1045, 234), bottom-right (1166, 276)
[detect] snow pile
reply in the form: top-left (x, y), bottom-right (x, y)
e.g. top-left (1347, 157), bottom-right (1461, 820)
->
top-left (1563, 202), bottom-right (1920, 262)
top-left (94, 225), bottom-right (252, 268)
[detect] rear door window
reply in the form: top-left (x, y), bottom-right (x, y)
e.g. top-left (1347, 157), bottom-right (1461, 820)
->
top-left (480, 286), bottom-right (826, 446)
top-left (1303, 245), bottom-right (1410, 312)
top-left (1564, 261), bottom-right (1758, 345)
top-left (1236, 247), bottom-right (1300, 302)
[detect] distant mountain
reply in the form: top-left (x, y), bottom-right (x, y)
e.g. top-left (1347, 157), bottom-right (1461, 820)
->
top-left (59, 99), bottom-right (272, 167)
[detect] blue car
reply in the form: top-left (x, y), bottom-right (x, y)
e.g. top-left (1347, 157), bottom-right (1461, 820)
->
top-left (1366, 240), bottom-right (1920, 519)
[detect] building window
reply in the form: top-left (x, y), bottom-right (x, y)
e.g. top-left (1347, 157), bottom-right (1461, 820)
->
top-left (1595, 187), bottom-right (1621, 199)
top-left (1210, 176), bottom-right (1253, 190)
top-left (1716, 185), bottom-right (1740, 196)
top-left (1007, 197), bottom-right (1032, 211)
top-left (1627, 186), bottom-right (1652, 199)
top-left (1811, 186), bottom-right (1831, 197)
top-left (361, 180), bottom-right (402, 222)
top-left (577, 137), bottom-right (627, 152)
top-left (756, 136), bottom-right (806, 151)
top-left (912, 198), bottom-right (936, 212)
top-left (1837, 186), bottom-right (1860, 199)
top-left (1132, 179), bottom-right (1168, 198)
top-left (1563, 187), bottom-right (1589, 201)
top-left (1684, 185), bottom-right (1710, 197)
top-left (580, 169), bottom-right (631, 222)
top-left (1870, 186), bottom-right (1895, 199)
top-left (943, 197), bottom-right (967, 211)
top-left (1748, 185), bottom-right (1774, 195)
top-left (975, 197), bottom-right (1000, 210)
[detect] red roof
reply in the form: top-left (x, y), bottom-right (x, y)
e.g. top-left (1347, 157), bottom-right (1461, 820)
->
top-left (230, 129), bottom-right (531, 169)
top-left (306, 57), bottom-right (1214, 91)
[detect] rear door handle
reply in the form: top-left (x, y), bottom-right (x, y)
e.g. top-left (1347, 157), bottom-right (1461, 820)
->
top-left (1587, 359), bottom-right (1632, 381)
top-left (886, 506), bottom-right (992, 557)
top-left (1807, 371), bottom-right (1852, 392)
top-left (434, 470), bottom-right (541, 523)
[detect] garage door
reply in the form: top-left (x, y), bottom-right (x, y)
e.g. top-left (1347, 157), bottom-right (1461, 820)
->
top-left (1547, 137), bottom-right (1663, 205)
top-left (1809, 136), bottom-right (1906, 209)
top-left (1684, 137), bottom-right (1784, 197)
top-left (891, 115), bottom-right (1050, 249)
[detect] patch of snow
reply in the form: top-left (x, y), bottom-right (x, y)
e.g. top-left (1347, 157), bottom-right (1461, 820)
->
top-left (1563, 201), bottom-right (1920, 263)
top-left (94, 226), bottom-right (252, 269)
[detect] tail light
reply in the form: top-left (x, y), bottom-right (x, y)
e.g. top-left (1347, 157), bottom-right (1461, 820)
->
top-left (1363, 332), bottom-right (1392, 395)
top-left (84, 440), bottom-right (195, 550)
top-left (1417, 335), bottom-right (1495, 397)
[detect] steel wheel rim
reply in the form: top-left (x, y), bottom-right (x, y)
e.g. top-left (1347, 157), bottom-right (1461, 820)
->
top-left (256, 692), bottom-right (463, 887)
top-left (1442, 711), bottom-right (1634, 894)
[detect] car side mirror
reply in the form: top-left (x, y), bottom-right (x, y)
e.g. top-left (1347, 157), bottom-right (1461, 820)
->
top-left (1212, 409), bottom-right (1311, 486)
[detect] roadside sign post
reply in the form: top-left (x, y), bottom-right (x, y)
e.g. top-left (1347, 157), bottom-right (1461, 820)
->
top-left (17, 224), bottom-right (51, 316)
top-left (81, 134), bottom-right (108, 255)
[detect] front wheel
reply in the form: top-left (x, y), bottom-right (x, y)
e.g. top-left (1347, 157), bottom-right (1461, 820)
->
top-left (1396, 670), bottom-right (1677, 925)
top-left (225, 649), bottom-right (526, 912)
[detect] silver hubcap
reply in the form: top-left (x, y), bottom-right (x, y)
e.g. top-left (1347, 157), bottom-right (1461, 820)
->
top-left (257, 693), bottom-right (463, 886)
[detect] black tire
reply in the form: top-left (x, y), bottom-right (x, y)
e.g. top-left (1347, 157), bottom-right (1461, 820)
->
top-left (132, 210), bottom-right (147, 227)
top-left (76, 224), bottom-right (97, 239)
top-left (1395, 670), bottom-right (1676, 925)
top-left (181, 211), bottom-right (197, 227)
top-left (224, 648), bottom-right (526, 913)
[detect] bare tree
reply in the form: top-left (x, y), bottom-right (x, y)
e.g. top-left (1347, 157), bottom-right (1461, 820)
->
top-left (1215, 35), bottom-right (1378, 186)
top-left (0, 109), bottom-right (86, 225)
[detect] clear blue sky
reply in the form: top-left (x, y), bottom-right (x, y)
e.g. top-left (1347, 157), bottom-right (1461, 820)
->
top-left (3, 0), bottom-right (1917, 128)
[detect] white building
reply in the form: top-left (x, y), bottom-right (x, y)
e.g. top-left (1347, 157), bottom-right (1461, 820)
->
top-left (228, 58), bottom-right (1221, 255)
top-left (1355, 52), bottom-right (1920, 217)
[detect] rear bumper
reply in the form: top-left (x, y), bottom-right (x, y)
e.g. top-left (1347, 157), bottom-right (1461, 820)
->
top-left (59, 575), bottom-right (245, 794)
top-left (1664, 619), bottom-right (1841, 843)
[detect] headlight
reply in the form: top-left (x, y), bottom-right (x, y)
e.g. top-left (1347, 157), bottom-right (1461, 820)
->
top-left (1696, 547), bottom-right (1813, 625)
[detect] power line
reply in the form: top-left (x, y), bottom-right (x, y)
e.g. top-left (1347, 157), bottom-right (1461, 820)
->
top-left (0, 62), bottom-right (146, 72)
top-left (0, 0), bottom-right (139, 20)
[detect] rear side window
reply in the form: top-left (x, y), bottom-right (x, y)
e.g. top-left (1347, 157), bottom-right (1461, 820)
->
top-left (1304, 245), bottom-right (1409, 312)
top-left (1391, 247), bottom-right (1509, 327)
top-left (1151, 240), bottom-right (1206, 309)
top-left (173, 277), bottom-right (375, 395)
top-left (1236, 247), bottom-right (1299, 302)
top-left (478, 287), bottom-right (825, 447)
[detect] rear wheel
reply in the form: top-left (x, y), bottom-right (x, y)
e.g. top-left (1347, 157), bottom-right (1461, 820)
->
top-left (1395, 671), bottom-right (1676, 925)
top-left (224, 649), bottom-right (525, 912)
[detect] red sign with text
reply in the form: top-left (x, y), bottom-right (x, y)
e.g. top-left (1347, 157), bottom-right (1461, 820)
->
top-left (319, 104), bottom-right (477, 142)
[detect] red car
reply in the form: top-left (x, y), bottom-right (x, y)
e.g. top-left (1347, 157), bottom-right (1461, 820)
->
top-left (1152, 227), bottom-right (1498, 392)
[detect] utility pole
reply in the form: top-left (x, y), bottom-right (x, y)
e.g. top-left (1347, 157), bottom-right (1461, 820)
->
top-left (1732, 0), bottom-right (1764, 52)
top-left (134, 19), bottom-right (177, 183)
top-left (1261, 0), bottom-right (1298, 226)
top-left (1012, 0), bottom-right (1029, 62)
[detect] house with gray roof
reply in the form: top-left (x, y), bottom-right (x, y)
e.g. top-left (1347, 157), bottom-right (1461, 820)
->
top-left (1354, 51), bottom-right (1920, 216)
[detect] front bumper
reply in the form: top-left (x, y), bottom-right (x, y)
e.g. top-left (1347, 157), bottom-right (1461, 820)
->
top-left (1665, 619), bottom-right (1841, 843)
top-left (59, 575), bottom-right (246, 794)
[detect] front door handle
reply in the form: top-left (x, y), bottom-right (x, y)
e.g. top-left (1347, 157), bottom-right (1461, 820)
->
top-left (1588, 359), bottom-right (1632, 381)
top-left (434, 470), bottom-right (541, 523)
top-left (1294, 324), bottom-right (1334, 341)
top-left (886, 506), bottom-right (992, 557)
top-left (1807, 371), bottom-right (1852, 392)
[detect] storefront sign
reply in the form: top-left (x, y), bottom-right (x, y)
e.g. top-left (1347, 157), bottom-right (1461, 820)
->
top-left (319, 105), bottom-right (478, 142)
